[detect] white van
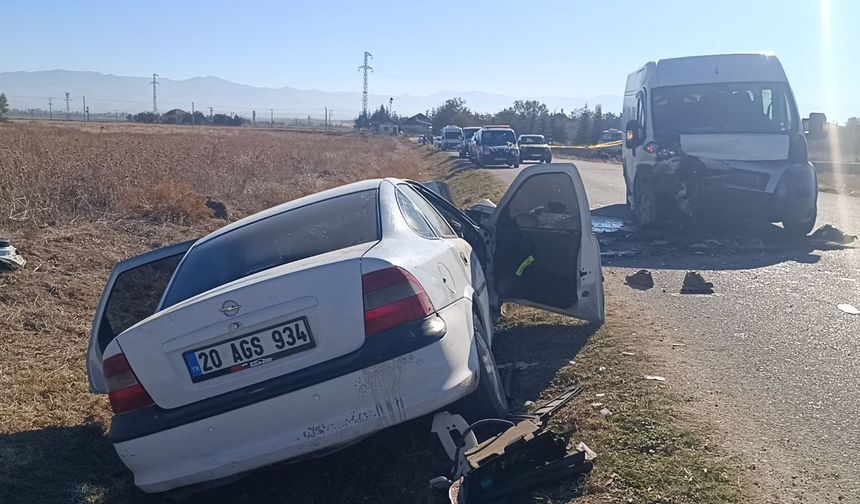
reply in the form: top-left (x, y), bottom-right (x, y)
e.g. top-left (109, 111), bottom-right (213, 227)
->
top-left (621, 53), bottom-right (825, 235)
top-left (441, 125), bottom-right (464, 151)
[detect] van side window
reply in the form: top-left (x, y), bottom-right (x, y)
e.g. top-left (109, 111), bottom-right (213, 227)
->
top-left (636, 91), bottom-right (646, 132)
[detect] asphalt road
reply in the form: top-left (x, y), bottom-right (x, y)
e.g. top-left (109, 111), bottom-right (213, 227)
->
top-left (484, 158), bottom-right (860, 499)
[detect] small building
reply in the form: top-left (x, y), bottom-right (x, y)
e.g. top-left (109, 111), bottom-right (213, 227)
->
top-left (379, 123), bottom-right (400, 135)
top-left (400, 113), bottom-right (432, 135)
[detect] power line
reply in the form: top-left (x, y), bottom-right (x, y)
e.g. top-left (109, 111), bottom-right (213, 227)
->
top-left (358, 51), bottom-right (373, 116)
top-left (150, 73), bottom-right (159, 113)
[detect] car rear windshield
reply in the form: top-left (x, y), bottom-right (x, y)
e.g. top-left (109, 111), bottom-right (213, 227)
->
top-left (444, 131), bottom-right (462, 139)
top-left (651, 81), bottom-right (796, 136)
top-left (464, 128), bottom-right (480, 138)
top-left (161, 189), bottom-right (380, 307)
top-left (483, 130), bottom-right (516, 146)
top-left (520, 136), bottom-right (545, 144)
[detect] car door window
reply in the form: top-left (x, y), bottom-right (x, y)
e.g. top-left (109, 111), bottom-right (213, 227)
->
top-left (396, 187), bottom-right (436, 239)
top-left (398, 184), bottom-right (457, 237)
top-left (495, 172), bottom-right (582, 309)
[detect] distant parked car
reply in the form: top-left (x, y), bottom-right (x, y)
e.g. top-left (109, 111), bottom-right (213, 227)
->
top-left (472, 126), bottom-right (520, 168)
top-left (518, 134), bottom-right (553, 163)
top-left (461, 127), bottom-right (481, 158)
top-left (87, 166), bottom-right (604, 493)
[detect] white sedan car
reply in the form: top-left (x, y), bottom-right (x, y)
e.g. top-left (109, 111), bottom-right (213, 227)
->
top-left (86, 163), bottom-right (604, 493)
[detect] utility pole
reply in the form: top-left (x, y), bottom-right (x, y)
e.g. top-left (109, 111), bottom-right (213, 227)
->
top-left (270, 108), bottom-right (274, 126)
top-left (358, 51), bottom-right (373, 117)
top-left (389, 97), bottom-right (393, 117)
top-left (82, 96), bottom-right (86, 122)
top-left (208, 106), bottom-right (214, 118)
top-left (324, 107), bottom-right (328, 128)
top-left (252, 110), bottom-right (256, 125)
top-left (48, 98), bottom-right (53, 119)
top-left (64, 91), bottom-right (71, 120)
top-left (191, 102), bottom-right (195, 126)
top-left (113, 109), bottom-right (120, 122)
top-left (150, 73), bottom-right (159, 113)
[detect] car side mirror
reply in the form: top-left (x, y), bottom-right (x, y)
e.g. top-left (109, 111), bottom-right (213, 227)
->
top-left (624, 120), bottom-right (641, 148)
top-left (806, 112), bottom-right (828, 139)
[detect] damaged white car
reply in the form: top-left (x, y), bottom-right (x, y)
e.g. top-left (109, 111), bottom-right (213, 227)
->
top-left (86, 164), bottom-right (603, 493)
top-left (622, 53), bottom-right (824, 235)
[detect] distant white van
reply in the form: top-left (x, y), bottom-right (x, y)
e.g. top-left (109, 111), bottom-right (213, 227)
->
top-left (441, 125), bottom-right (463, 151)
top-left (621, 53), bottom-right (826, 235)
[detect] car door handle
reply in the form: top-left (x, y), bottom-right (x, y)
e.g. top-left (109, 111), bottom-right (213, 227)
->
top-left (459, 252), bottom-right (468, 265)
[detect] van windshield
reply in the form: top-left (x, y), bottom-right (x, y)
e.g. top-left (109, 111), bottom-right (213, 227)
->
top-left (483, 130), bottom-right (516, 146)
top-left (444, 131), bottom-right (462, 139)
top-left (651, 82), bottom-right (796, 136)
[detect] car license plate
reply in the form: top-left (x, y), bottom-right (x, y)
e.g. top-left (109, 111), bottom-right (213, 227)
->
top-left (183, 317), bottom-right (315, 382)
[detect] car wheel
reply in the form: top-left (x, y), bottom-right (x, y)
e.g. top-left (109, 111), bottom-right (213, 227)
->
top-left (634, 176), bottom-right (659, 227)
top-left (513, 161), bottom-right (520, 168)
top-left (783, 201), bottom-right (817, 237)
top-left (456, 314), bottom-right (508, 422)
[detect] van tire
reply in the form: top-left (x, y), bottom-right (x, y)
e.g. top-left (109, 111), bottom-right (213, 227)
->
top-left (455, 314), bottom-right (508, 423)
top-left (634, 176), bottom-right (659, 226)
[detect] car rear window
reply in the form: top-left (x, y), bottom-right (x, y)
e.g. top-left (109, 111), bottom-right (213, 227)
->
top-left (444, 131), bottom-right (462, 139)
top-left (161, 189), bottom-right (380, 307)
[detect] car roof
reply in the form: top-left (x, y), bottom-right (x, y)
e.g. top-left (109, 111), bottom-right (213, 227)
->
top-left (198, 178), bottom-right (385, 244)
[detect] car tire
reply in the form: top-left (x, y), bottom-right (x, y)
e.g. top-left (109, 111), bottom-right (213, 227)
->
top-left (634, 176), bottom-right (659, 227)
top-left (456, 314), bottom-right (508, 422)
top-left (783, 201), bottom-right (817, 237)
top-left (513, 161), bottom-right (520, 168)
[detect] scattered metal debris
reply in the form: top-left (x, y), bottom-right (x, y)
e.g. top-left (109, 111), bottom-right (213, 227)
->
top-left (624, 269), bottom-right (654, 290)
top-left (644, 375), bottom-right (666, 382)
top-left (205, 197), bottom-right (228, 220)
top-left (591, 215), bottom-right (635, 234)
top-left (838, 304), bottom-right (860, 315)
top-left (601, 249), bottom-right (641, 259)
top-left (599, 407), bottom-right (612, 418)
top-left (621, 351), bottom-right (637, 356)
top-left (590, 402), bottom-right (604, 408)
top-left (594, 393), bottom-right (606, 398)
top-left (810, 224), bottom-right (857, 245)
top-left (681, 271), bottom-right (714, 294)
top-left (0, 239), bottom-right (26, 271)
top-left (431, 386), bottom-right (594, 504)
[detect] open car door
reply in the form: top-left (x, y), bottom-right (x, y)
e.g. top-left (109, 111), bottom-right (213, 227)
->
top-left (87, 240), bottom-right (194, 393)
top-left (487, 163), bottom-right (604, 323)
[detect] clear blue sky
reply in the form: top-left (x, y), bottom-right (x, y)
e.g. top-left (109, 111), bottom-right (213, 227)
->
top-left (2, 0), bottom-right (858, 119)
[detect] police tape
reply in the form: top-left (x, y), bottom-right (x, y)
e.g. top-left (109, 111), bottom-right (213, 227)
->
top-left (550, 140), bottom-right (622, 150)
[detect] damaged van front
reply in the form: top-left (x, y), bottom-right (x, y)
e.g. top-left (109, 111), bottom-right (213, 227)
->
top-left (622, 54), bottom-right (820, 235)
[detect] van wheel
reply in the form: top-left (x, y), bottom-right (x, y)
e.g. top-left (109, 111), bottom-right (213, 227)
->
top-left (455, 314), bottom-right (508, 422)
top-left (783, 202), bottom-right (817, 238)
top-left (634, 176), bottom-right (659, 226)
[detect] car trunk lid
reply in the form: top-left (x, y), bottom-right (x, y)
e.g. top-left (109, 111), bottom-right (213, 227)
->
top-left (116, 243), bottom-right (373, 409)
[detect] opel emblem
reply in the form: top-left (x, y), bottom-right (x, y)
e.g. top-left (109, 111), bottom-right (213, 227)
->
top-left (220, 300), bottom-right (241, 317)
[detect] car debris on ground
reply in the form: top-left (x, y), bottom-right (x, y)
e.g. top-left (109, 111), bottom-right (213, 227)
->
top-left (838, 303), bottom-right (860, 315)
top-left (0, 238), bottom-right (26, 271)
top-left (680, 271), bottom-right (714, 294)
top-left (644, 375), bottom-right (667, 382)
top-left (431, 386), bottom-right (594, 504)
top-left (205, 197), bottom-right (229, 220)
top-left (624, 269), bottom-right (654, 290)
top-left (810, 224), bottom-right (857, 245)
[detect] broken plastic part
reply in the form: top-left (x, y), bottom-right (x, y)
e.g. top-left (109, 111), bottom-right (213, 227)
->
top-left (0, 239), bottom-right (26, 271)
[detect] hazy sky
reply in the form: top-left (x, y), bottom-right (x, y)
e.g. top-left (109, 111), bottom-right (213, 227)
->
top-left (2, 0), bottom-right (858, 119)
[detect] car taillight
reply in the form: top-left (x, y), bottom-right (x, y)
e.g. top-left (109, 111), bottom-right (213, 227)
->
top-left (104, 353), bottom-right (154, 414)
top-left (362, 267), bottom-right (435, 337)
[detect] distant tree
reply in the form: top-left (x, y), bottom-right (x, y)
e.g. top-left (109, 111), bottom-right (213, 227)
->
top-left (590, 104), bottom-right (604, 143)
top-left (130, 111), bottom-right (160, 123)
top-left (430, 98), bottom-right (479, 134)
top-left (573, 106), bottom-right (593, 145)
top-left (369, 104), bottom-right (391, 125)
top-left (0, 93), bottom-right (9, 121)
top-left (354, 112), bottom-right (370, 129)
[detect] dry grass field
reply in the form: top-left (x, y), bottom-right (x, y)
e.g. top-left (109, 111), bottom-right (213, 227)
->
top-left (0, 121), bottom-right (453, 503)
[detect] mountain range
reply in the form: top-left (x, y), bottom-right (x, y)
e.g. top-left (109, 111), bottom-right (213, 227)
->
top-left (0, 70), bottom-right (622, 120)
